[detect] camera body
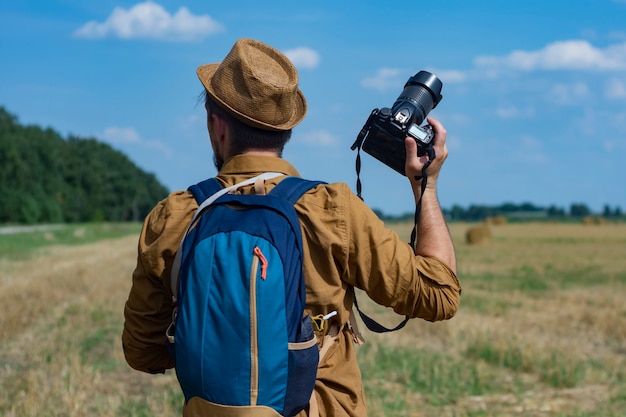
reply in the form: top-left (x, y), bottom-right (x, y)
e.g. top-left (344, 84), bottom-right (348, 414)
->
top-left (351, 71), bottom-right (443, 175)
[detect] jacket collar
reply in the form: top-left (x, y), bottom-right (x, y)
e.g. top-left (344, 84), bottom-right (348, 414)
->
top-left (218, 154), bottom-right (301, 177)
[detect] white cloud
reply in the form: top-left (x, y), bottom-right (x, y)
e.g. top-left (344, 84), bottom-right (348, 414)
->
top-left (74, 1), bottom-right (223, 41)
top-left (495, 105), bottom-right (535, 119)
top-left (143, 140), bottom-right (172, 156)
top-left (361, 68), bottom-right (462, 91)
top-left (179, 113), bottom-right (203, 130)
top-left (445, 134), bottom-right (462, 151)
top-left (284, 47), bottom-right (320, 70)
top-left (495, 106), bottom-right (519, 119)
top-left (361, 68), bottom-right (403, 92)
top-left (520, 135), bottom-right (542, 148)
top-left (101, 126), bottom-right (141, 143)
top-left (517, 135), bottom-right (549, 164)
top-left (475, 40), bottom-right (626, 72)
top-left (431, 69), bottom-right (466, 83)
top-left (603, 140), bottom-right (616, 151)
top-left (606, 78), bottom-right (626, 99)
top-left (608, 31), bottom-right (626, 41)
top-left (299, 130), bottom-right (338, 146)
top-left (547, 82), bottom-right (589, 105)
top-left (100, 126), bottom-right (172, 157)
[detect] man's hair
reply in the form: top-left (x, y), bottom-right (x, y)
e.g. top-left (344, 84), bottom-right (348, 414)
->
top-left (202, 90), bottom-right (292, 156)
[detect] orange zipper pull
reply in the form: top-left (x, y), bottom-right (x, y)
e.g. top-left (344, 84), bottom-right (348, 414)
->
top-left (253, 246), bottom-right (268, 280)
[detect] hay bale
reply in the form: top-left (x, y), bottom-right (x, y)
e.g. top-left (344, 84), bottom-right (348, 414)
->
top-left (465, 224), bottom-right (492, 245)
top-left (486, 215), bottom-right (507, 225)
top-left (582, 216), bottom-right (595, 225)
top-left (582, 216), bottom-right (608, 225)
top-left (582, 216), bottom-right (596, 226)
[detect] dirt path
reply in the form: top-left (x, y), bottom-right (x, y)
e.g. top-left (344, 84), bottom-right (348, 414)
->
top-left (0, 224), bottom-right (65, 235)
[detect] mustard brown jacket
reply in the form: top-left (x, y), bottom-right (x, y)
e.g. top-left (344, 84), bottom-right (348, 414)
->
top-left (122, 154), bottom-right (461, 417)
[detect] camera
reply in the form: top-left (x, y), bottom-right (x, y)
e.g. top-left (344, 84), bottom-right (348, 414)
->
top-left (351, 71), bottom-right (443, 175)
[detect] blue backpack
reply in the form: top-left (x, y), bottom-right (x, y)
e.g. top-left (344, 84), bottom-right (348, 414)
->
top-left (167, 173), bottom-right (324, 417)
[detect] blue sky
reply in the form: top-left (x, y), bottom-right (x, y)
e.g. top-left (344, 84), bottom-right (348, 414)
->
top-left (1, 0), bottom-right (625, 215)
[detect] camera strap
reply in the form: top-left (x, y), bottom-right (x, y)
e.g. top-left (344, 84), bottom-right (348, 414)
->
top-left (354, 144), bottom-right (364, 200)
top-left (351, 143), bottom-right (435, 334)
top-left (409, 146), bottom-right (435, 249)
top-left (352, 287), bottom-right (409, 333)
top-left (353, 138), bottom-right (435, 249)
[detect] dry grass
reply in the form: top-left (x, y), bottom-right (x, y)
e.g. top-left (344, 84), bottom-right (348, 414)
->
top-left (361, 222), bottom-right (626, 416)
top-left (1, 222), bottom-right (625, 416)
top-left (0, 236), bottom-right (182, 417)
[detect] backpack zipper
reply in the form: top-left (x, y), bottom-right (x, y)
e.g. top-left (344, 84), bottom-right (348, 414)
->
top-left (249, 246), bottom-right (267, 405)
top-left (253, 246), bottom-right (268, 279)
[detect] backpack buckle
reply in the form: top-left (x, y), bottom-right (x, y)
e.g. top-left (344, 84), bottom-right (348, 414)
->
top-left (310, 311), bottom-right (337, 332)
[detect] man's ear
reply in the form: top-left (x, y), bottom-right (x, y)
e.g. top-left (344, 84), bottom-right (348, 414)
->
top-left (210, 113), bottom-right (228, 141)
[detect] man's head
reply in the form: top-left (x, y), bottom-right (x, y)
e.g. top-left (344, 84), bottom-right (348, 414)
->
top-left (202, 92), bottom-right (292, 169)
top-left (196, 38), bottom-right (306, 168)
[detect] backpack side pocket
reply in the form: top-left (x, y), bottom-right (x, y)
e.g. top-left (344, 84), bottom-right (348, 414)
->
top-left (284, 316), bottom-right (318, 417)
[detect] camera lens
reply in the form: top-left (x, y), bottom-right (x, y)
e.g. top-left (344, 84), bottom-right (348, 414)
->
top-left (392, 71), bottom-right (443, 126)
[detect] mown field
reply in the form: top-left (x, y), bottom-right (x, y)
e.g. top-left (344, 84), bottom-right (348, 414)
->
top-left (0, 221), bottom-right (624, 416)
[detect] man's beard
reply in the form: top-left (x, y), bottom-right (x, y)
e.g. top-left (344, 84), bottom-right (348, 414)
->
top-left (213, 154), bottom-right (224, 171)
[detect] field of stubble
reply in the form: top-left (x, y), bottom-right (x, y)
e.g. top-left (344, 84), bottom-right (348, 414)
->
top-left (0, 221), bottom-right (624, 416)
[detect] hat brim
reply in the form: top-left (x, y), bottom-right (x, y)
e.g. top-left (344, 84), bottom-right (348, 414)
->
top-left (197, 63), bottom-right (307, 131)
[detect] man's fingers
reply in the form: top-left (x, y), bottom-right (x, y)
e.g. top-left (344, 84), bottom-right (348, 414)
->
top-left (426, 117), bottom-right (447, 145)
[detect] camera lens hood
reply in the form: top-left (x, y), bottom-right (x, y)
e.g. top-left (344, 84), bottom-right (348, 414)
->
top-left (406, 71), bottom-right (443, 108)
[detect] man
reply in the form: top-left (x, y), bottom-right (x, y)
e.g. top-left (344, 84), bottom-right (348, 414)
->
top-left (122, 38), bottom-right (460, 417)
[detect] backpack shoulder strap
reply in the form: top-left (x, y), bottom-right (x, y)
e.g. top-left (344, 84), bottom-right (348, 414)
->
top-left (188, 178), bottom-right (222, 204)
top-left (268, 176), bottom-right (326, 205)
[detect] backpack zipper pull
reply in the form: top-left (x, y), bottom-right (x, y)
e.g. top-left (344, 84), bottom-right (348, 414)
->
top-left (253, 246), bottom-right (268, 280)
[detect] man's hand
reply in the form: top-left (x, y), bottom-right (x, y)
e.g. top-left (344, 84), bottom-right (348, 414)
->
top-left (403, 117), bottom-right (456, 272)
top-left (404, 116), bottom-right (448, 189)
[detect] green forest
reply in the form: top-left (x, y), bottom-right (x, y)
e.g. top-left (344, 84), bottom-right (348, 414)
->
top-left (0, 107), bottom-right (169, 224)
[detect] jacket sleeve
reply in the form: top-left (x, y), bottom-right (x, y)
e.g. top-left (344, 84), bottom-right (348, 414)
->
top-left (344, 188), bottom-right (461, 322)
top-left (121, 191), bottom-right (197, 373)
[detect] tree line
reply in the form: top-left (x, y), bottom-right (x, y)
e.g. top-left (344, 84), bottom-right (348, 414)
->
top-left (0, 107), bottom-right (169, 224)
top-left (444, 202), bottom-right (623, 222)
top-left (374, 197), bottom-right (624, 223)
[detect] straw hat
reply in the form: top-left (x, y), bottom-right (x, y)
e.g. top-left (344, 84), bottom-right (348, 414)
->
top-left (197, 38), bottom-right (307, 131)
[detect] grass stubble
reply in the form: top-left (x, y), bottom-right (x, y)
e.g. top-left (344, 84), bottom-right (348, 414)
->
top-left (0, 222), bottom-right (625, 416)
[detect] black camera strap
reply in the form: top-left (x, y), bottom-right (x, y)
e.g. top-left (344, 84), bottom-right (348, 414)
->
top-left (409, 145), bottom-right (435, 249)
top-left (354, 144), bottom-right (364, 200)
top-left (353, 140), bottom-right (435, 249)
top-left (352, 287), bottom-right (409, 333)
top-left (351, 143), bottom-right (435, 334)
top-left (352, 145), bottom-right (411, 333)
